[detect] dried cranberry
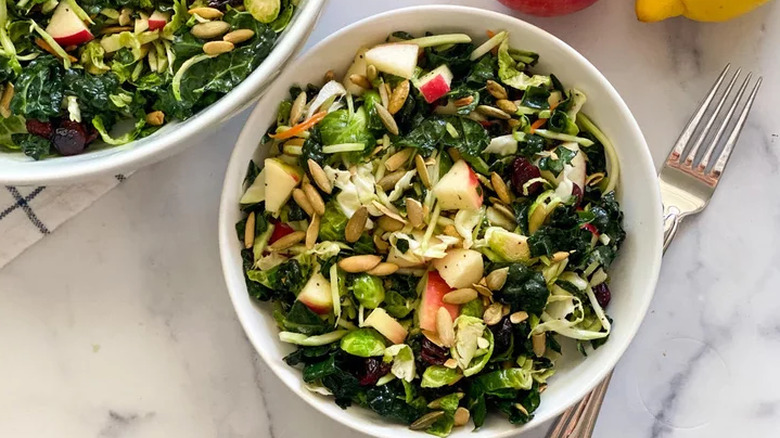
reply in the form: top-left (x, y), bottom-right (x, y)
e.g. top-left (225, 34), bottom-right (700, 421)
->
top-left (26, 119), bottom-right (53, 139)
top-left (268, 219), bottom-right (295, 244)
top-left (207, 0), bottom-right (242, 9)
top-left (581, 223), bottom-right (600, 236)
top-left (420, 337), bottom-right (449, 366)
top-left (51, 120), bottom-right (87, 156)
top-left (490, 316), bottom-right (514, 354)
top-left (593, 283), bottom-right (611, 308)
top-left (510, 157), bottom-right (543, 197)
top-left (357, 357), bottom-right (391, 386)
top-left (85, 124), bottom-right (99, 144)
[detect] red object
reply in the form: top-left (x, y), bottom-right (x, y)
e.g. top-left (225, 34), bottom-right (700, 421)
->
top-left (510, 157), bottom-right (543, 197)
top-left (26, 119), bottom-right (53, 139)
top-left (269, 220), bottom-right (295, 244)
top-left (498, 0), bottom-right (599, 17)
top-left (419, 271), bottom-right (459, 332)
top-left (147, 11), bottom-right (169, 31)
top-left (419, 76), bottom-right (451, 103)
top-left (581, 223), bottom-right (599, 236)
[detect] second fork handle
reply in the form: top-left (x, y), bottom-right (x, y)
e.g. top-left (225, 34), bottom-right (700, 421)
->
top-left (546, 372), bottom-right (613, 438)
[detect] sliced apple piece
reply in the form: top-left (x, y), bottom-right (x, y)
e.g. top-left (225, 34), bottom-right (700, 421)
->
top-left (419, 271), bottom-right (459, 332)
top-left (135, 12), bottom-right (149, 33)
top-left (416, 65), bottom-right (453, 103)
top-left (297, 272), bottom-right (333, 315)
top-left (364, 308), bottom-right (408, 344)
top-left (364, 43), bottom-right (418, 79)
top-left (343, 47), bottom-right (369, 96)
top-left (46, 2), bottom-right (94, 46)
top-left (432, 160), bottom-right (483, 211)
top-left (147, 10), bottom-right (170, 31)
top-left (264, 157), bottom-right (301, 214)
top-left (240, 168), bottom-right (266, 204)
top-left (485, 227), bottom-right (531, 262)
top-left (432, 249), bottom-right (484, 289)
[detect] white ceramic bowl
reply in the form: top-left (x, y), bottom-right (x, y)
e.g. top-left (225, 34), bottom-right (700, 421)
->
top-left (219, 6), bottom-right (663, 437)
top-left (0, 0), bottom-right (326, 186)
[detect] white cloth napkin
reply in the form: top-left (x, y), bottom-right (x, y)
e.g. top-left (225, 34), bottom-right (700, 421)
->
top-left (0, 175), bottom-right (126, 269)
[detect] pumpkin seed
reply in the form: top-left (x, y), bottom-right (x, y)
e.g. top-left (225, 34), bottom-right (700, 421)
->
top-left (486, 80), bottom-right (508, 99)
top-left (345, 206), bottom-right (368, 243)
top-left (491, 172), bottom-right (512, 204)
top-left (406, 198), bottom-right (424, 228)
top-left (375, 102), bottom-right (399, 135)
top-left (323, 70), bottom-right (335, 82)
top-left (292, 188), bottom-right (314, 216)
top-left (510, 311), bottom-right (529, 324)
top-left (483, 303), bottom-right (503, 326)
top-left (191, 20), bottom-right (231, 39)
top-left (378, 170), bottom-right (406, 191)
top-left (145, 110), bottom-right (164, 126)
top-left (496, 99), bottom-right (518, 114)
top-left (384, 148), bottom-right (414, 172)
top-left (515, 403), bottom-right (529, 416)
top-left (473, 283), bottom-right (493, 299)
top-left (338, 255), bottom-right (382, 273)
top-left (436, 307), bottom-right (455, 347)
top-left (289, 91), bottom-right (307, 125)
top-left (507, 118), bottom-right (521, 129)
top-left (373, 232), bottom-right (390, 252)
top-left (387, 80), bottom-right (409, 114)
top-left (99, 26), bottom-right (133, 35)
top-left (443, 288), bottom-right (478, 304)
top-left (453, 407), bottom-right (470, 427)
top-left (366, 262), bottom-right (399, 276)
top-left (377, 215), bottom-right (404, 232)
top-left (189, 6), bottom-right (224, 19)
top-left (453, 95), bottom-right (474, 107)
top-left (551, 251), bottom-right (570, 262)
top-left (492, 203), bottom-right (515, 222)
top-left (378, 80), bottom-right (390, 108)
top-left (486, 268), bottom-right (508, 291)
top-left (203, 40), bottom-right (234, 55)
top-left (348, 73), bottom-right (371, 89)
top-left (414, 154), bottom-right (431, 188)
top-left (243, 212), bottom-right (256, 249)
top-left (447, 147), bottom-right (461, 162)
top-left (477, 105), bottom-right (511, 120)
top-left (267, 231), bottom-right (305, 251)
top-left (307, 158), bottom-right (332, 194)
top-left (422, 329), bottom-right (445, 347)
top-left (366, 64), bottom-right (378, 83)
top-left (118, 8), bottom-right (132, 26)
top-left (410, 411), bottom-right (445, 431)
top-left (502, 304), bottom-right (511, 316)
top-left (306, 214), bottom-right (320, 249)
top-left (443, 358), bottom-right (458, 369)
top-left (539, 384), bottom-right (548, 394)
top-left (372, 201), bottom-right (407, 224)
top-left (586, 172), bottom-right (605, 186)
top-left (532, 333), bottom-right (546, 357)
top-left (303, 183), bottom-right (325, 216)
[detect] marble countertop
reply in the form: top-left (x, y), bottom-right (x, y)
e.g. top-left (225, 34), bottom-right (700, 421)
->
top-left (2, 0), bottom-right (779, 436)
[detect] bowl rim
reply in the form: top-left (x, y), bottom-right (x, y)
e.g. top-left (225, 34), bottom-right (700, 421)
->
top-left (0, 0), bottom-right (326, 186)
top-left (219, 5), bottom-right (663, 436)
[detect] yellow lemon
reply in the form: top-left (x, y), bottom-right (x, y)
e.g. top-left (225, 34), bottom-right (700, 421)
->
top-left (636, 0), bottom-right (772, 22)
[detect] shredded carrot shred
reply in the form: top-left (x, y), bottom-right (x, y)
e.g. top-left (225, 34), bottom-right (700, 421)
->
top-left (486, 30), bottom-right (495, 38)
top-left (270, 111), bottom-right (327, 140)
top-left (529, 118), bottom-right (547, 134)
top-left (35, 38), bottom-right (77, 63)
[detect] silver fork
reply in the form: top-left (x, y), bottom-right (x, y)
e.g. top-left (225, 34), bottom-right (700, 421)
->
top-left (547, 64), bottom-right (763, 438)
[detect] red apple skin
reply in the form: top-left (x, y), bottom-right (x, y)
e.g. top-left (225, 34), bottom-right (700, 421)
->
top-left (53, 30), bottom-right (94, 46)
top-left (498, 0), bottom-right (599, 17)
top-left (420, 76), bottom-right (451, 103)
top-left (147, 19), bottom-right (166, 31)
top-left (269, 220), bottom-right (295, 244)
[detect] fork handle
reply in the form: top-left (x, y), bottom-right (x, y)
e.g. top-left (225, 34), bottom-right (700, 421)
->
top-left (663, 206), bottom-right (681, 252)
top-left (547, 372), bottom-right (613, 438)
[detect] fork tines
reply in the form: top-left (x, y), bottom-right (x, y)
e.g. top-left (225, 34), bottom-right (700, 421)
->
top-left (667, 64), bottom-right (762, 183)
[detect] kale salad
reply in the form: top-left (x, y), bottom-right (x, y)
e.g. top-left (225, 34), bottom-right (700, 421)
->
top-left (235, 30), bottom-right (626, 436)
top-left (0, 0), bottom-right (294, 159)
